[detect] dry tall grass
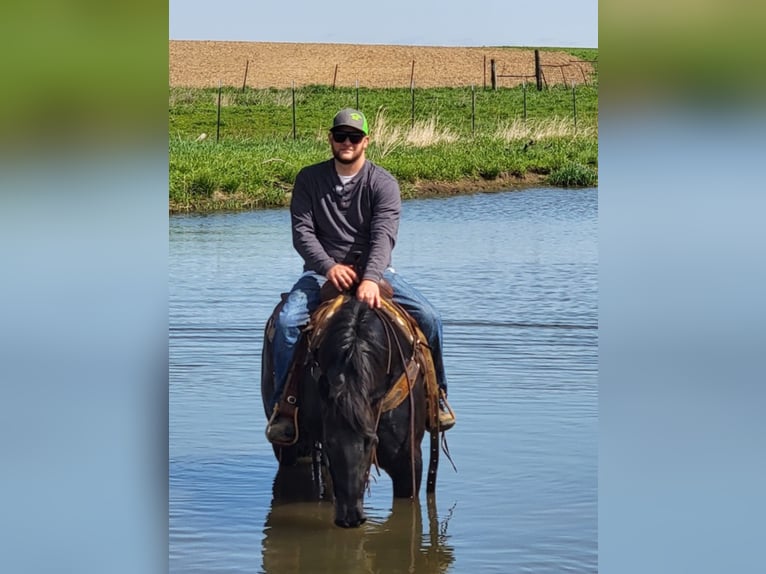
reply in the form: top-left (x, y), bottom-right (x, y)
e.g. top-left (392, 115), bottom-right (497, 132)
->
top-left (493, 117), bottom-right (597, 140)
top-left (369, 109), bottom-right (459, 157)
top-left (307, 110), bottom-right (596, 156)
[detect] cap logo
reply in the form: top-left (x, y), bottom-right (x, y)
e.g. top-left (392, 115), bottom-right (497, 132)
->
top-left (350, 113), bottom-right (362, 121)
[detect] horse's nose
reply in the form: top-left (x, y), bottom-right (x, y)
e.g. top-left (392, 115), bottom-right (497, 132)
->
top-left (334, 515), bottom-right (367, 528)
top-left (334, 501), bottom-right (367, 528)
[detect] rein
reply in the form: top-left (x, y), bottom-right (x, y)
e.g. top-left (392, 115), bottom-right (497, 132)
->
top-left (364, 307), bottom-right (419, 498)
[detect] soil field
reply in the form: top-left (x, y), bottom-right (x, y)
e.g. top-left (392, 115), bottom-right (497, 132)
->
top-left (170, 41), bottom-right (594, 89)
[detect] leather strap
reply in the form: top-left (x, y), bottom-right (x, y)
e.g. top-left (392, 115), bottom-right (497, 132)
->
top-left (274, 294), bottom-right (347, 420)
top-left (379, 357), bottom-right (421, 412)
top-left (276, 333), bottom-right (309, 418)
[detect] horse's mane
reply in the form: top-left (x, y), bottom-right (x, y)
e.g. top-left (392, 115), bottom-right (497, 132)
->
top-left (317, 298), bottom-right (390, 439)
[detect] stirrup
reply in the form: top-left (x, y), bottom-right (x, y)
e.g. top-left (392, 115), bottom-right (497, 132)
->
top-left (438, 390), bottom-right (456, 431)
top-left (265, 405), bottom-right (299, 446)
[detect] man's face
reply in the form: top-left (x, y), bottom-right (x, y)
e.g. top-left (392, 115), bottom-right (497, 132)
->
top-left (329, 129), bottom-right (368, 164)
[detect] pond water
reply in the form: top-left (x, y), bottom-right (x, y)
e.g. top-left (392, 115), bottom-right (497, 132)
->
top-left (170, 186), bottom-right (598, 573)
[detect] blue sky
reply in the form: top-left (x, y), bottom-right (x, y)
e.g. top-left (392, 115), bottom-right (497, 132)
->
top-left (169, 0), bottom-right (597, 48)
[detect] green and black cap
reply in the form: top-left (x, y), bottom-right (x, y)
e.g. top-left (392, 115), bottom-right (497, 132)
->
top-left (330, 108), bottom-right (368, 135)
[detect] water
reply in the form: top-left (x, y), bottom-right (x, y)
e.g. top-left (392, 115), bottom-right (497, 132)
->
top-left (170, 187), bottom-right (598, 573)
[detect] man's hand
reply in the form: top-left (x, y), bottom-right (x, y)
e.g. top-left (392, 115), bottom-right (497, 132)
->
top-left (327, 264), bottom-right (358, 291)
top-left (356, 279), bottom-right (381, 308)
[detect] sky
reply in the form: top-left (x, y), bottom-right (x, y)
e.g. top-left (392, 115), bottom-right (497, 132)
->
top-left (169, 0), bottom-right (597, 48)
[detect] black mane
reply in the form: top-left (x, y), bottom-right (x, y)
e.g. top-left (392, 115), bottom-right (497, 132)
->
top-left (316, 298), bottom-right (391, 438)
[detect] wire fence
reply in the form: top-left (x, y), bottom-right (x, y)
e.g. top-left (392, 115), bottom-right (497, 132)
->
top-left (171, 82), bottom-right (598, 144)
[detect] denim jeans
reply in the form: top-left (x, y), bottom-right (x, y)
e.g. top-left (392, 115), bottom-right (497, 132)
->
top-left (269, 268), bottom-right (447, 410)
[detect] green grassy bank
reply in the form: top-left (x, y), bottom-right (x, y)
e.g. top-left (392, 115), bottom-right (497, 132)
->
top-left (170, 56), bottom-right (597, 212)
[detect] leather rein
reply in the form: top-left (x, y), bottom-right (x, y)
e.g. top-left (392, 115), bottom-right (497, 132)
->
top-left (367, 304), bottom-right (419, 498)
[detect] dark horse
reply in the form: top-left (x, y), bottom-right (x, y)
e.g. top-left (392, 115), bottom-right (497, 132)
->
top-left (262, 292), bottom-right (440, 528)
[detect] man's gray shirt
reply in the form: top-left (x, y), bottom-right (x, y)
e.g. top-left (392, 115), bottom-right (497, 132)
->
top-left (290, 159), bottom-right (401, 283)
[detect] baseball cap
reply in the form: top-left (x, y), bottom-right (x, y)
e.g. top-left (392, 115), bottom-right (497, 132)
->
top-left (330, 108), bottom-right (368, 135)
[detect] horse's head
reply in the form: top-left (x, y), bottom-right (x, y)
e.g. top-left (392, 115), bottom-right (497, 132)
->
top-left (313, 297), bottom-right (391, 528)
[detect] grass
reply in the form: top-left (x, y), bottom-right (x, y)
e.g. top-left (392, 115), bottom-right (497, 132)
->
top-left (169, 78), bottom-right (598, 212)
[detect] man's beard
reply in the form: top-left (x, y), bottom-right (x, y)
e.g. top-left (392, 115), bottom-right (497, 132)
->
top-left (332, 147), bottom-right (364, 164)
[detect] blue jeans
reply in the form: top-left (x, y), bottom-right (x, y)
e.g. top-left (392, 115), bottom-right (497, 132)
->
top-left (269, 268), bottom-right (447, 410)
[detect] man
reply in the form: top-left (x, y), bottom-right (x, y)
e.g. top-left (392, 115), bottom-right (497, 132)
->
top-left (265, 108), bottom-right (455, 444)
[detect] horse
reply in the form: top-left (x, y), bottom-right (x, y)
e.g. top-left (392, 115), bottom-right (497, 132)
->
top-left (261, 289), bottom-right (441, 528)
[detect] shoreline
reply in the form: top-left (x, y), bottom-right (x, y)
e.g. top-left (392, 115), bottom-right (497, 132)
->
top-left (168, 171), bottom-right (558, 215)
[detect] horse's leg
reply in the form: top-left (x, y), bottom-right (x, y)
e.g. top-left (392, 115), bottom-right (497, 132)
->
top-left (376, 418), bottom-right (424, 498)
top-left (382, 444), bottom-right (423, 498)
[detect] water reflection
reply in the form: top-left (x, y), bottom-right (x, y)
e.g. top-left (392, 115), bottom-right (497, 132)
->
top-left (262, 465), bottom-right (455, 574)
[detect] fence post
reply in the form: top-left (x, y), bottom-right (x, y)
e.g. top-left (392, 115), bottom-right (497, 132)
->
top-left (410, 60), bottom-right (415, 90)
top-left (471, 84), bottom-right (476, 136)
top-left (410, 82), bottom-right (415, 129)
top-left (523, 80), bottom-right (527, 122)
top-left (490, 59), bottom-right (497, 90)
top-left (356, 80), bottom-right (359, 110)
top-left (216, 81), bottom-right (222, 143)
top-left (483, 55), bottom-right (486, 90)
top-left (332, 64), bottom-right (338, 90)
top-left (535, 50), bottom-right (542, 91)
top-left (291, 81), bottom-right (296, 141)
top-left (241, 60), bottom-right (249, 93)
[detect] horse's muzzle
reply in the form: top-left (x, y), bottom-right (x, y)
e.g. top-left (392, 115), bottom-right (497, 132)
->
top-left (334, 501), bottom-right (367, 528)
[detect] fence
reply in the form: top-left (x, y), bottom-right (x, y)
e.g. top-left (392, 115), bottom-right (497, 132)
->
top-left (170, 81), bottom-right (597, 144)
top-left (174, 86), bottom-right (597, 144)
top-left (488, 49), bottom-right (597, 90)
top-left (233, 53), bottom-right (595, 93)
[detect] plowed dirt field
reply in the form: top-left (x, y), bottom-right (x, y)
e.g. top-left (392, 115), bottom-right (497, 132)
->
top-left (169, 41), bottom-right (594, 89)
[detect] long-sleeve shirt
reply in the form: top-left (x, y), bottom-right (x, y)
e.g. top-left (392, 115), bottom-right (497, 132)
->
top-left (290, 159), bottom-right (401, 283)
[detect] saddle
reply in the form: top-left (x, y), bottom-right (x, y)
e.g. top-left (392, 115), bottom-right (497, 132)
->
top-left (266, 280), bottom-right (441, 446)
